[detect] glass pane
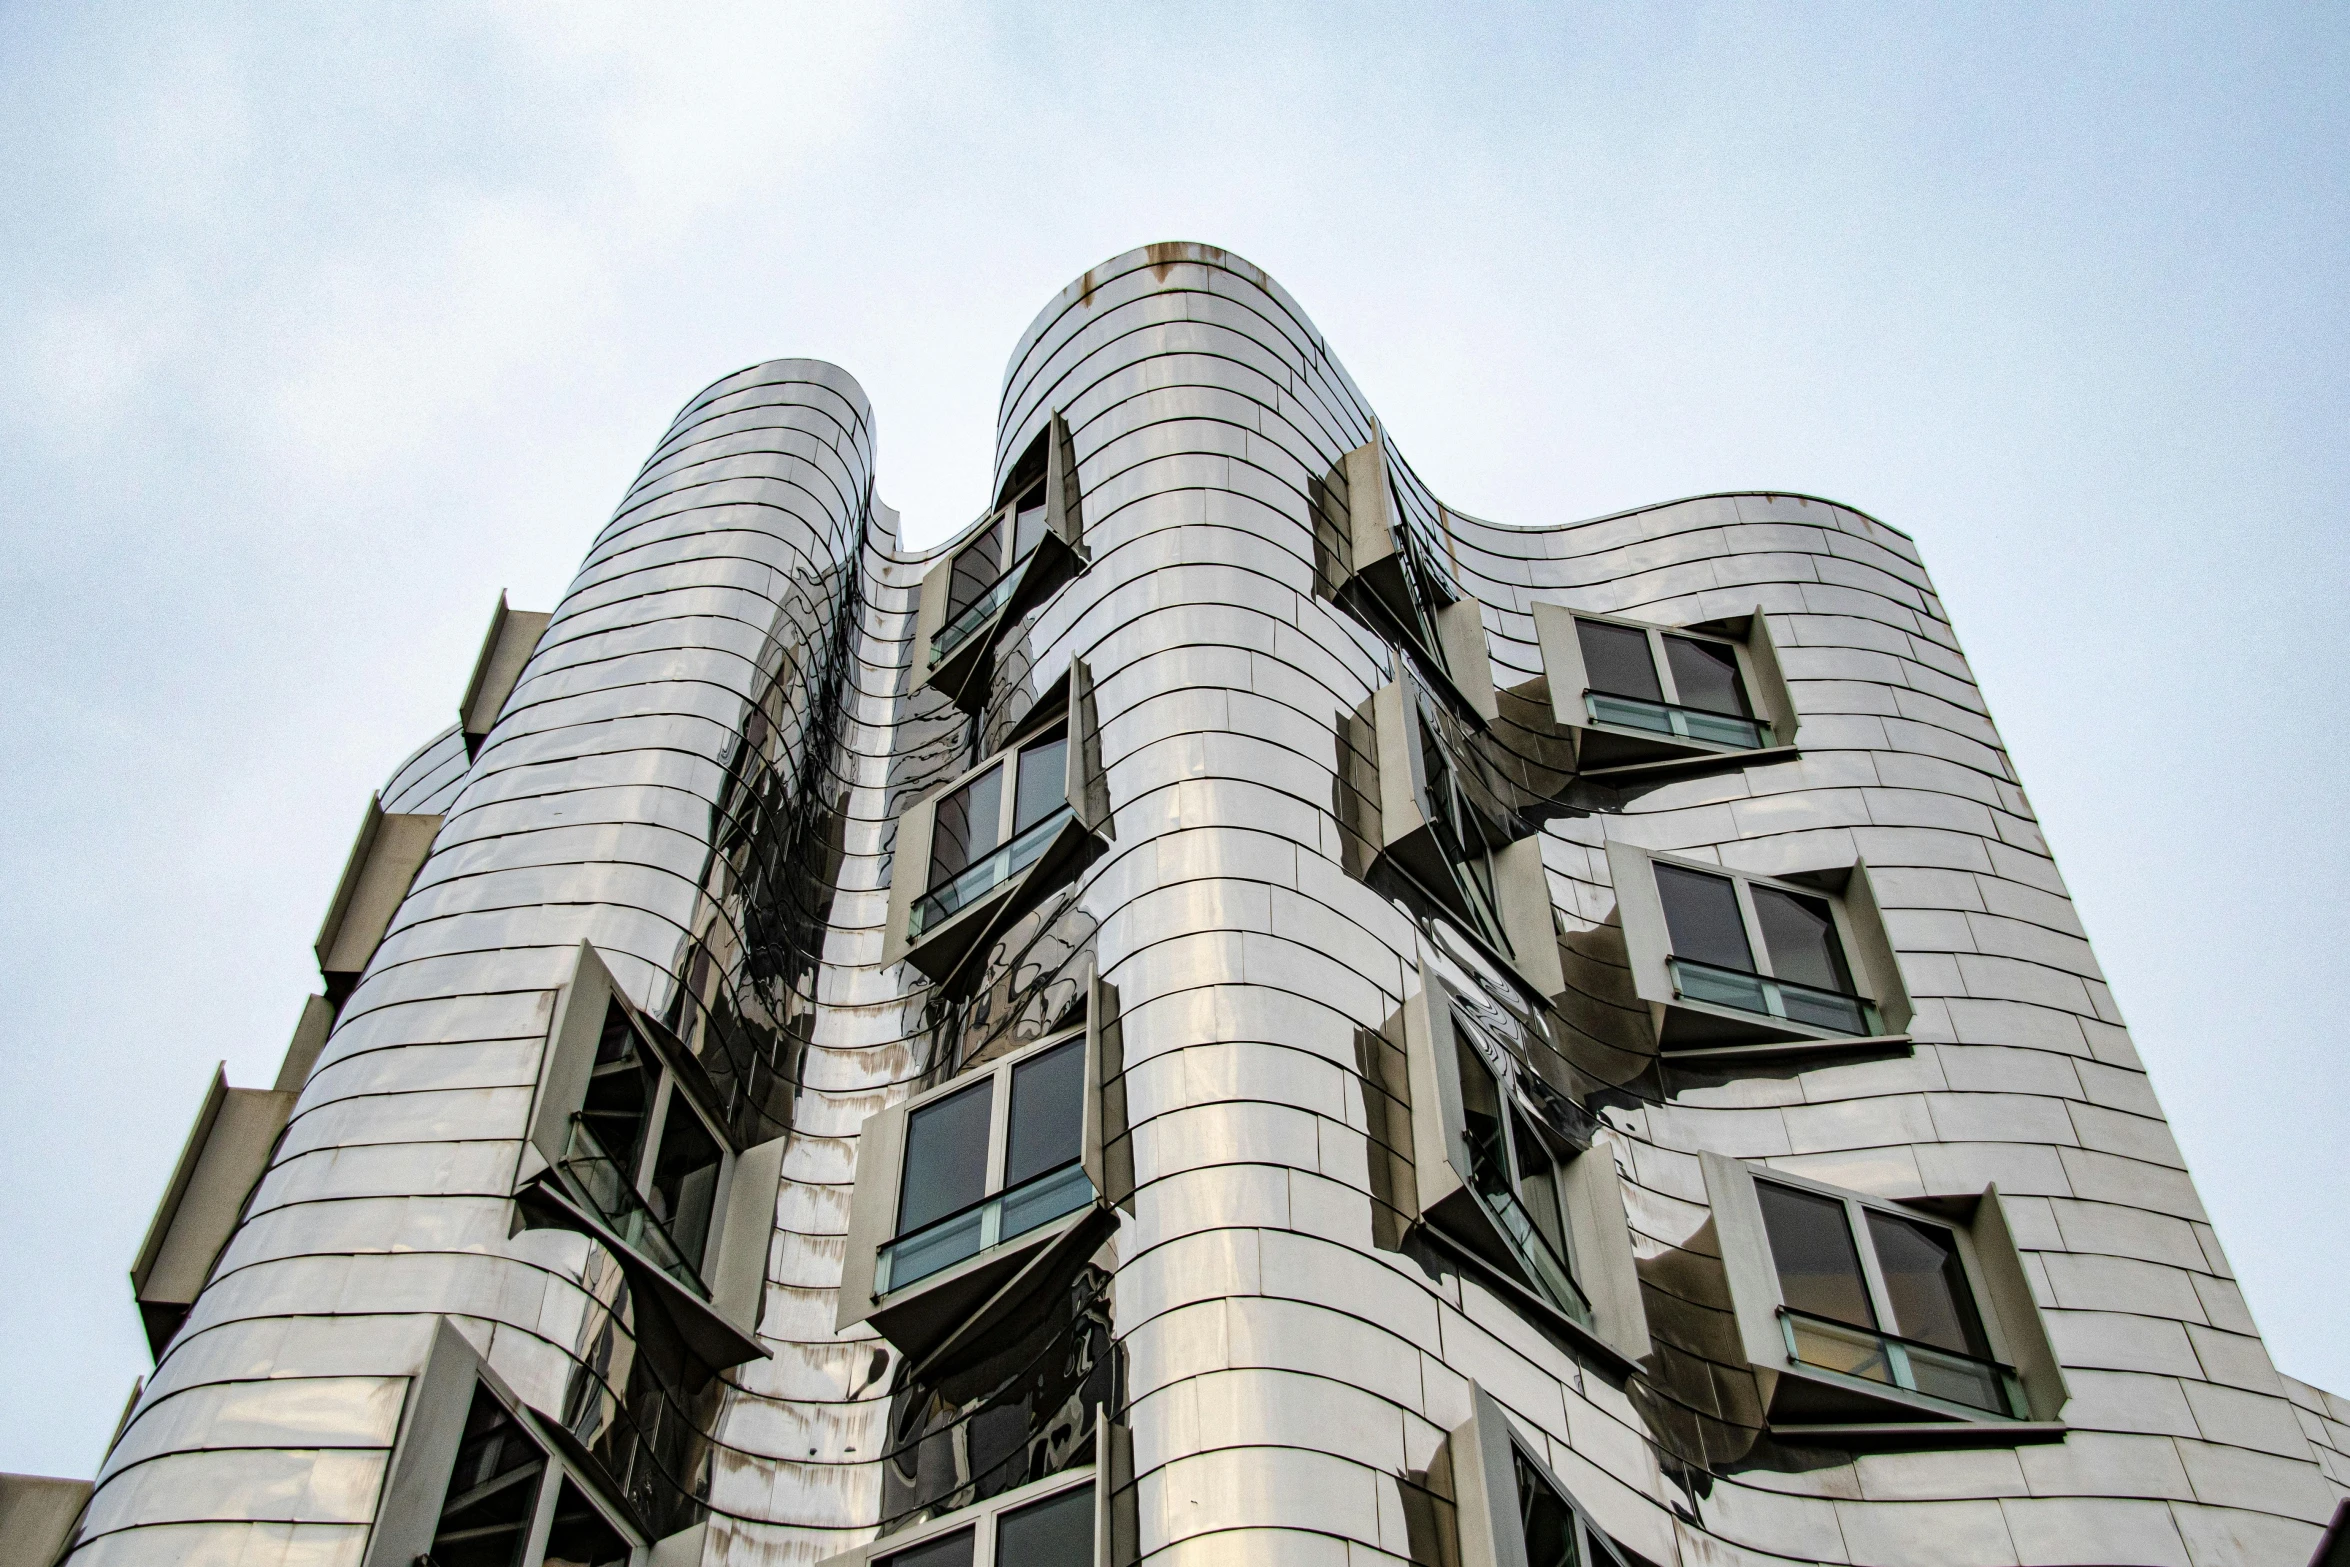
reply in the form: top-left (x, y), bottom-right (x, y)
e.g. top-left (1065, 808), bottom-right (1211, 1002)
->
top-left (1011, 479), bottom-right (1049, 565)
top-left (1662, 634), bottom-right (1752, 718)
top-left (541, 1477), bottom-right (632, 1567)
top-left (999, 1160), bottom-right (1095, 1242)
top-left (580, 1004), bottom-right (657, 1185)
top-left (1750, 885), bottom-right (1854, 995)
top-left (1005, 1037), bottom-right (1086, 1188)
top-left (429, 1386), bottom-right (545, 1567)
top-left (1866, 1210), bottom-right (1993, 1359)
top-left (1653, 864), bottom-right (1754, 973)
top-left (879, 1526), bottom-right (976, 1567)
top-left (1575, 619), bottom-right (1662, 702)
top-left (647, 1090), bottom-right (724, 1273)
top-left (898, 1082), bottom-right (992, 1235)
top-left (1514, 1449), bottom-right (1585, 1567)
top-left (944, 518), bottom-right (1008, 626)
top-left (928, 763), bottom-right (1006, 889)
top-left (995, 1481), bottom-right (1095, 1567)
top-left (1013, 737), bottom-right (1070, 835)
top-left (1756, 1181), bottom-right (1876, 1329)
top-left (1454, 1028), bottom-right (1509, 1204)
top-left (1512, 1109), bottom-right (1572, 1269)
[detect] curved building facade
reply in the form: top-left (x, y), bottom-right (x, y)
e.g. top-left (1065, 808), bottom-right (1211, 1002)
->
top-left (46, 243), bottom-right (2350, 1567)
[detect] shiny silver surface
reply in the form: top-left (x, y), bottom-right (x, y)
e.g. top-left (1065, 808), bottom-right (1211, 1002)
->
top-left (72, 244), bottom-right (2341, 1567)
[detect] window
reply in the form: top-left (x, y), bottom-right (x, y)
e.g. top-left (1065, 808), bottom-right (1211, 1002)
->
top-left (1393, 970), bottom-right (1650, 1370)
top-left (1358, 676), bottom-right (1565, 1000)
top-left (1532, 604), bottom-right (1797, 779)
top-left (517, 942), bottom-right (786, 1362)
top-left (914, 413), bottom-right (1086, 710)
top-left (884, 662), bottom-right (1111, 981)
top-left (1701, 1155), bottom-right (2069, 1440)
top-left (1446, 1383), bottom-right (1635, 1567)
top-left (1332, 434), bottom-right (1500, 721)
top-left (838, 1004), bottom-right (1119, 1360)
top-left (366, 1322), bottom-right (651, 1567)
top-left (1605, 841), bottom-right (1913, 1058)
top-left (818, 1469), bottom-right (1099, 1567)
top-left (915, 734), bottom-right (1072, 942)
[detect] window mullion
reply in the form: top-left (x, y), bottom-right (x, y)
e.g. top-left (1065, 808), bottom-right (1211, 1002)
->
top-left (1732, 878), bottom-right (1776, 979)
top-left (986, 1064), bottom-right (1013, 1194)
top-left (1647, 627), bottom-right (1681, 706)
top-left (518, 1455), bottom-right (563, 1567)
top-left (638, 1074), bottom-right (674, 1198)
top-left (1847, 1195), bottom-right (1903, 1342)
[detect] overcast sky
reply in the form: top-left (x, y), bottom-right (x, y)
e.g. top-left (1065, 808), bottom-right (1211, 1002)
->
top-left (1, 3), bottom-right (2342, 1478)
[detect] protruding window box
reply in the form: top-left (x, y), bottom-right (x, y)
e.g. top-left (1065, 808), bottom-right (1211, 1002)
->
top-left (364, 1318), bottom-right (665, 1567)
top-left (885, 662), bottom-right (1111, 983)
top-left (129, 1067), bottom-right (298, 1357)
top-left (838, 991), bottom-right (1122, 1363)
top-left (1534, 603), bottom-right (1799, 781)
top-left (1334, 432), bottom-right (1499, 723)
top-left (1606, 840), bottom-right (1913, 1062)
top-left (459, 591), bottom-right (552, 759)
top-left (1445, 1382), bottom-right (1639, 1567)
top-left (1394, 969), bottom-right (1651, 1374)
top-left (513, 942), bottom-right (783, 1371)
top-left (315, 794), bottom-right (443, 1006)
top-left (914, 413), bottom-right (1088, 712)
top-left (1363, 676), bottom-right (1564, 1003)
top-left (1701, 1155), bottom-right (2068, 1445)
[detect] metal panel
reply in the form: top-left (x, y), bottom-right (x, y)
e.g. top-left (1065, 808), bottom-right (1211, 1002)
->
top-left (458, 593), bottom-right (553, 759)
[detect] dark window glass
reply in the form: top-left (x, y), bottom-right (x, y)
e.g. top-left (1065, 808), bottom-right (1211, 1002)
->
top-left (879, 1526), bottom-right (976, 1567)
top-left (1750, 885), bottom-right (1854, 994)
top-left (1662, 634), bottom-right (1752, 718)
top-left (1454, 1028), bottom-right (1509, 1206)
top-left (1514, 1448), bottom-right (1586, 1567)
top-left (1866, 1211), bottom-right (1993, 1359)
top-left (898, 1082), bottom-right (992, 1235)
top-left (541, 1476), bottom-right (631, 1567)
top-left (581, 1006), bottom-right (658, 1181)
top-left (944, 519), bottom-right (1009, 627)
top-left (1654, 864), bottom-right (1754, 973)
top-left (928, 763), bottom-right (1005, 889)
top-left (430, 1386), bottom-right (546, 1567)
top-left (1757, 1182), bottom-right (1876, 1329)
top-left (995, 1482), bottom-right (1094, 1567)
top-left (1005, 1037), bottom-right (1086, 1188)
top-left (1013, 737), bottom-right (1070, 836)
top-left (1010, 479), bottom-right (1049, 566)
top-left (647, 1091), bottom-right (724, 1272)
top-left (1575, 619), bottom-right (1662, 702)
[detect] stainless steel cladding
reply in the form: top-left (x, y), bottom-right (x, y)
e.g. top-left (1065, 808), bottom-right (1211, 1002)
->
top-left (67, 247), bottom-right (2346, 1567)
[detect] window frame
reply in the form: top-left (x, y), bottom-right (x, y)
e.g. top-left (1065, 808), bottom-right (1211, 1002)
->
top-left (913, 412), bottom-right (1088, 712)
top-left (1700, 1154), bottom-right (2070, 1443)
top-left (364, 1318), bottom-right (652, 1567)
top-left (1532, 602), bottom-right (1799, 780)
top-left (884, 660), bottom-right (1111, 982)
top-left (1446, 1381), bottom-right (1636, 1567)
top-left (837, 977), bottom-right (1122, 1361)
top-left (1366, 676), bottom-right (1566, 1002)
top-left (1605, 840), bottom-right (1914, 1061)
top-left (1396, 968), bottom-right (1651, 1373)
top-left (814, 1441), bottom-right (1106, 1567)
top-left (516, 941), bottom-right (783, 1368)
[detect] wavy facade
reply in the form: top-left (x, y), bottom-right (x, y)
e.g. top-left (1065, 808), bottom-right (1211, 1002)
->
top-left (51, 244), bottom-right (2350, 1567)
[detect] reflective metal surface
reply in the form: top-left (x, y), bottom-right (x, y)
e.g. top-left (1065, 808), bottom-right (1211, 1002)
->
top-left (71, 245), bottom-right (2341, 1567)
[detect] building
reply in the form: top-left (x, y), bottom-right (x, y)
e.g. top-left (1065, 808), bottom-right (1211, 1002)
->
top-left (24, 241), bottom-right (2350, 1567)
